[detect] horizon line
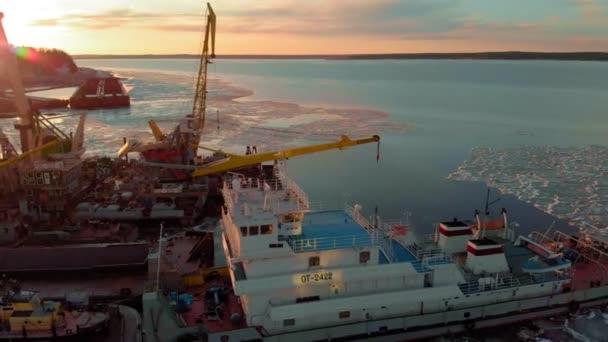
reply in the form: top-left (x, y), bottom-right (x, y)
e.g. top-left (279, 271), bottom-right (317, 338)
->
top-left (72, 51), bottom-right (608, 61)
top-left (73, 51), bottom-right (608, 56)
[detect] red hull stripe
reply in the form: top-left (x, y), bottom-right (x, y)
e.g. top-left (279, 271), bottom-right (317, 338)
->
top-left (467, 245), bottom-right (504, 256)
top-left (439, 227), bottom-right (472, 236)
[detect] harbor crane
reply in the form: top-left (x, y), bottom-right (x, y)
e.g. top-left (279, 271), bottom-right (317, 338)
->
top-left (0, 12), bottom-right (85, 196)
top-left (0, 13), bottom-right (85, 163)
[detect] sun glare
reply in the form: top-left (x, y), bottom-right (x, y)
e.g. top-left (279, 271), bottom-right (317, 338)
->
top-left (1, 3), bottom-right (63, 49)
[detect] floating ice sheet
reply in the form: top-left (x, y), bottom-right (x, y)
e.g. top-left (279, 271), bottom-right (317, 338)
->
top-left (448, 146), bottom-right (608, 232)
top-left (3, 68), bottom-right (411, 157)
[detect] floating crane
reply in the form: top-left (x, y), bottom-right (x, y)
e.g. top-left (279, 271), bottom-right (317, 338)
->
top-left (118, 4), bottom-right (381, 179)
top-left (120, 3), bottom-right (217, 179)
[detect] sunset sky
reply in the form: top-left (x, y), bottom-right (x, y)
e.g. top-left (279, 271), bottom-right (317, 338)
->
top-left (2, 0), bottom-right (607, 55)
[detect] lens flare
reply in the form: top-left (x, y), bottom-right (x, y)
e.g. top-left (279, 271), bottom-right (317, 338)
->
top-left (13, 46), bottom-right (38, 62)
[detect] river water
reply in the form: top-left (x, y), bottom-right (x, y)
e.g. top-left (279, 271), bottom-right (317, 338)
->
top-left (71, 58), bottom-right (608, 235)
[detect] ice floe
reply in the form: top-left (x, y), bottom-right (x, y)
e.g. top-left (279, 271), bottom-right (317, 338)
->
top-left (448, 146), bottom-right (608, 233)
top-left (3, 68), bottom-right (411, 157)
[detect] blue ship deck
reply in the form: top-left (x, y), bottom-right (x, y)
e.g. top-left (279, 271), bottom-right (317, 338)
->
top-left (380, 240), bottom-right (432, 273)
top-left (287, 210), bottom-right (450, 273)
top-left (288, 210), bottom-right (372, 252)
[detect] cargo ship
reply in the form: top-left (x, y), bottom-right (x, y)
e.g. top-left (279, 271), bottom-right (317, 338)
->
top-left (143, 163), bottom-right (608, 342)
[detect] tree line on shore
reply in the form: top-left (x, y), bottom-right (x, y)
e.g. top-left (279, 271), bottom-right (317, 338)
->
top-left (15, 47), bottom-right (78, 75)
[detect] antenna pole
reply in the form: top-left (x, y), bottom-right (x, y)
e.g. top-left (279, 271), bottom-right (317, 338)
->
top-left (156, 222), bottom-right (164, 292)
top-left (485, 188), bottom-right (490, 215)
top-left (484, 187), bottom-right (501, 216)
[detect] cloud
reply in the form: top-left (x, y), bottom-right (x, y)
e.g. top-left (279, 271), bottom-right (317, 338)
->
top-left (29, 0), bottom-right (461, 36)
top-left (571, 0), bottom-right (606, 18)
top-left (30, 9), bottom-right (202, 30)
top-left (26, 0), bottom-right (608, 52)
top-left (31, 18), bottom-right (61, 26)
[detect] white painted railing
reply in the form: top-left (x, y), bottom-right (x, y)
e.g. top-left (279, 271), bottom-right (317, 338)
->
top-left (422, 254), bottom-right (456, 267)
top-left (288, 233), bottom-right (375, 252)
top-left (281, 175), bottom-right (309, 209)
top-left (457, 272), bottom-right (547, 295)
top-left (378, 230), bottom-right (396, 262)
top-left (344, 203), bottom-right (375, 238)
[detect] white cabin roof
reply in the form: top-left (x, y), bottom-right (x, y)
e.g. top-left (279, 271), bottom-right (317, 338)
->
top-left (223, 172), bottom-right (310, 226)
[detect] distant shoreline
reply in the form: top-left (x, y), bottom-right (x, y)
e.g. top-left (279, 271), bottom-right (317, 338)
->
top-left (74, 52), bottom-right (608, 61)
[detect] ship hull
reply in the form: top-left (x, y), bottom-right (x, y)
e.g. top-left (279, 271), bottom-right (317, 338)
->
top-left (203, 286), bottom-right (608, 342)
top-left (0, 321), bottom-right (109, 341)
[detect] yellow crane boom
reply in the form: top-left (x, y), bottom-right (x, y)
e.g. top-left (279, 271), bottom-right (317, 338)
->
top-left (148, 120), bottom-right (166, 141)
top-left (192, 2), bottom-right (216, 132)
top-left (192, 135), bottom-right (380, 177)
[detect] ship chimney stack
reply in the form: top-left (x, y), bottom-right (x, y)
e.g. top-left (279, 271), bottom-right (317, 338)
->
top-left (437, 218), bottom-right (473, 254)
top-left (464, 238), bottom-right (509, 275)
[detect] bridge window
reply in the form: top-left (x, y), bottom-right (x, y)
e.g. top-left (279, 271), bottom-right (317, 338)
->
top-left (249, 226), bottom-right (259, 236)
top-left (339, 311), bottom-right (351, 319)
top-left (296, 296), bottom-right (320, 303)
top-left (261, 224), bottom-right (273, 235)
top-left (269, 243), bottom-right (284, 248)
top-left (283, 319), bottom-right (295, 327)
top-left (309, 256), bottom-right (320, 267)
top-left (360, 251), bottom-right (371, 264)
top-left (240, 227), bottom-right (248, 236)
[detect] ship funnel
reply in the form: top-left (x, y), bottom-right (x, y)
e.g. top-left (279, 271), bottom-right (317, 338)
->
top-left (465, 238), bottom-right (509, 275)
top-left (437, 219), bottom-right (473, 254)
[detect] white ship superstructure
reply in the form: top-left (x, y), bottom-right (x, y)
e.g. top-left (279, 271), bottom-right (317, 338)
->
top-left (143, 165), bottom-right (608, 342)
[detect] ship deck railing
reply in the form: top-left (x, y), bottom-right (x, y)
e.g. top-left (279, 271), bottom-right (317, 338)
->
top-left (422, 254), bottom-right (456, 267)
top-left (222, 176), bottom-right (310, 214)
top-left (277, 166), bottom-right (310, 208)
top-left (344, 203), bottom-right (375, 237)
top-left (404, 239), bottom-right (445, 260)
top-left (223, 165), bottom-right (310, 208)
top-left (381, 220), bottom-right (446, 260)
top-left (287, 233), bottom-right (375, 252)
top-left (457, 271), bottom-right (560, 295)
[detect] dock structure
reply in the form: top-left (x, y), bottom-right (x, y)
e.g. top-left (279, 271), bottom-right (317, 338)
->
top-left (69, 77), bottom-right (130, 110)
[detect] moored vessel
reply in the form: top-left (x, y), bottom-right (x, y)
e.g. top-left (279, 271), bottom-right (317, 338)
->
top-left (0, 279), bottom-right (109, 340)
top-left (69, 77), bottom-right (130, 110)
top-left (143, 164), bottom-right (608, 341)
